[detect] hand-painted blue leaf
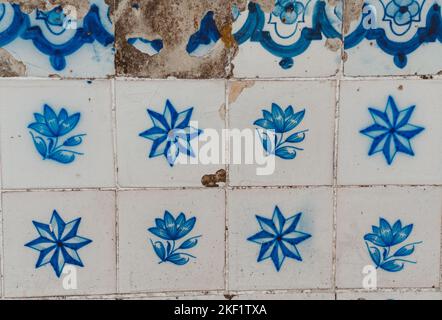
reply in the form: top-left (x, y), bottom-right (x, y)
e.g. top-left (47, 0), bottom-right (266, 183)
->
top-left (44, 104), bottom-right (60, 135)
top-left (179, 237), bottom-right (198, 249)
top-left (275, 146), bottom-right (297, 159)
top-left (30, 133), bottom-right (47, 158)
top-left (285, 131), bottom-right (306, 143)
top-left (48, 150), bottom-right (76, 164)
top-left (367, 244), bottom-right (381, 267)
top-left (258, 130), bottom-right (275, 154)
top-left (151, 241), bottom-right (166, 261)
top-left (167, 253), bottom-right (190, 265)
top-left (393, 244), bottom-right (415, 257)
top-left (271, 103), bottom-right (285, 132)
top-left (63, 135), bottom-right (84, 147)
top-left (380, 259), bottom-right (405, 272)
top-left (284, 110), bottom-right (305, 132)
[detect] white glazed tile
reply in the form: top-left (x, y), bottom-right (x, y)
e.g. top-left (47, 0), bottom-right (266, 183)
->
top-left (231, 0), bottom-right (343, 78)
top-left (343, 0), bottom-right (442, 76)
top-left (338, 80), bottom-right (442, 185)
top-left (118, 189), bottom-right (225, 293)
top-left (115, 80), bottom-right (226, 188)
top-left (228, 187), bottom-right (333, 290)
top-left (2, 190), bottom-right (116, 297)
top-left (336, 186), bottom-right (442, 289)
top-left (0, 79), bottom-right (115, 189)
top-left (0, 0), bottom-right (114, 78)
top-left (228, 80), bottom-right (335, 186)
top-left (337, 290), bottom-right (442, 300)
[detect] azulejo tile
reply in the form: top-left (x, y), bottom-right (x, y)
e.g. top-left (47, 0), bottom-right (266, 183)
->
top-left (2, 190), bottom-right (116, 297)
top-left (231, 0), bottom-right (343, 77)
top-left (0, 0), bottom-right (114, 77)
top-left (343, 0), bottom-right (442, 76)
top-left (0, 79), bottom-right (115, 189)
top-left (118, 189), bottom-right (225, 293)
top-left (228, 187), bottom-right (333, 291)
top-left (115, 80), bottom-right (225, 188)
top-left (337, 79), bottom-right (442, 185)
top-left (336, 186), bottom-right (442, 289)
top-left (228, 80), bottom-right (335, 186)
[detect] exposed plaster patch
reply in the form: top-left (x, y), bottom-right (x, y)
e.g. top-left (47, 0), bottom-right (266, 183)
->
top-left (228, 80), bottom-right (255, 104)
top-left (343, 0), bottom-right (364, 35)
top-left (201, 169), bottom-right (226, 187)
top-left (325, 38), bottom-right (342, 52)
top-left (218, 103), bottom-right (226, 121)
top-left (0, 48), bottom-right (26, 76)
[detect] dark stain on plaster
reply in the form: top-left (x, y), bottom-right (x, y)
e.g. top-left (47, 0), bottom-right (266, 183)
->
top-left (201, 169), bottom-right (226, 187)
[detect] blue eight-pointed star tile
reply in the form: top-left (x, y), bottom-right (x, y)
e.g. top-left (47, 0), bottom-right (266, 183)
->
top-left (360, 96), bottom-right (424, 165)
top-left (25, 210), bottom-right (92, 278)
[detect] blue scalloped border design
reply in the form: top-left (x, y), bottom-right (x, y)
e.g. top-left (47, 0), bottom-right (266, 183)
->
top-left (344, 3), bottom-right (442, 68)
top-left (0, 3), bottom-right (114, 71)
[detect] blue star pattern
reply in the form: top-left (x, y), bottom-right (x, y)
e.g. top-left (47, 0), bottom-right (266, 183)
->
top-left (364, 217), bottom-right (422, 272)
top-left (28, 104), bottom-right (86, 164)
top-left (247, 206), bottom-right (311, 271)
top-left (360, 96), bottom-right (424, 165)
top-left (139, 100), bottom-right (202, 167)
top-left (148, 211), bottom-right (201, 266)
top-left (254, 103), bottom-right (308, 160)
top-left (25, 210), bottom-right (92, 278)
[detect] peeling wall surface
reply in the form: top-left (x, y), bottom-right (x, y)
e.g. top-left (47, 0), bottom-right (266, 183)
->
top-left (0, 0), bottom-right (441, 300)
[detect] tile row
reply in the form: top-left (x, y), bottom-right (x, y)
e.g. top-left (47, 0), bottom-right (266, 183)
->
top-left (0, 0), bottom-right (441, 78)
top-left (0, 186), bottom-right (440, 297)
top-left (0, 79), bottom-right (441, 188)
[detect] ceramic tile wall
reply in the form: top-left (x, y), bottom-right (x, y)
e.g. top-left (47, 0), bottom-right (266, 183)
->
top-left (0, 0), bottom-right (441, 300)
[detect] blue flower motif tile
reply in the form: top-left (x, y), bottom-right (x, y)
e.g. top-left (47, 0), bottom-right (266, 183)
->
top-left (337, 187), bottom-right (442, 289)
top-left (363, 217), bottom-right (422, 272)
top-left (139, 99), bottom-right (202, 167)
top-left (360, 96), bottom-right (424, 165)
top-left (25, 210), bottom-right (92, 278)
top-left (247, 206), bottom-right (311, 271)
top-left (118, 189), bottom-right (225, 293)
top-left (0, 0), bottom-right (114, 77)
top-left (28, 104), bottom-right (86, 164)
top-left (148, 211), bottom-right (201, 265)
top-left (344, 0), bottom-right (442, 75)
top-left (254, 103), bottom-right (308, 160)
top-left (231, 0), bottom-right (342, 77)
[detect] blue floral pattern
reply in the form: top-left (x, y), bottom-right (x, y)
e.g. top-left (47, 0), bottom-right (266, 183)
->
top-left (148, 211), bottom-right (201, 265)
top-left (139, 100), bottom-right (202, 167)
top-left (254, 103), bottom-right (308, 160)
top-left (248, 206), bottom-right (311, 271)
top-left (360, 96), bottom-right (424, 165)
top-left (28, 104), bottom-right (86, 164)
top-left (272, 0), bottom-right (306, 25)
top-left (364, 218), bottom-right (422, 272)
top-left (384, 0), bottom-right (423, 35)
top-left (25, 210), bottom-right (92, 278)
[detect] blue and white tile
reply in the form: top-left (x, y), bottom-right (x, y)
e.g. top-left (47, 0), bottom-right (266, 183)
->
top-left (2, 190), bottom-right (116, 297)
top-left (228, 80), bottom-right (335, 186)
top-left (338, 79), bottom-right (442, 185)
top-left (336, 186), bottom-right (442, 289)
top-left (231, 0), bottom-right (343, 77)
top-left (115, 80), bottom-right (225, 188)
top-left (0, 0), bottom-right (114, 77)
top-left (118, 189), bottom-right (225, 293)
top-left (227, 187), bottom-right (333, 290)
top-left (0, 79), bottom-right (115, 189)
top-left (344, 0), bottom-right (442, 76)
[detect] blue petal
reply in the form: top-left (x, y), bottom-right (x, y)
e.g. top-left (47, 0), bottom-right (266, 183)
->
top-left (247, 230), bottom-right (276, 244)
top-left (380, 259), bottom-right (405, 272)
top-left (379, 218), bottom-right (394, 246)
top-left (58, 108), bottom-right (68, 123)
top-left (148, 109), bottom-right (170, 131)
top-left (257, 240), bottom-right (276, 262)
top-left (392, 224), bottom-right (413, 245)
top-left (35, 246), bottom-right (57, 267)
top-left (279, 239), bottom-right (302, 261)
top-left (263, 110), bottom-right (273, 121)
top-left (61, 246), bottom-right (84, 267)
top-left (393, 243), bottom-right (415, 257)
top-left (281, 212), bottom-right (302, 235)
top-left (155, 218), bottom-right (166, 230)
top-left (179, 237), bottom-right (199, 249)
top-left (395, 106), bottom-right (415, 129)
top-left (254, 118), bottom-right (275, 130)
top-left (385, 96), bottom-right (400, 127)
top-left (164, 211), bottom-right (177, 239)
top-left (50, 210), bottom-right (66, 240)
top-left (166, 142), bottom-right (180, 166)
top-left (256, 215), bottom-right (278, 235)
top-left (270, 242), bottom-right (285, 271)
top-left (367, 132), bottom-right (389, 155)
top-left (360, 124), bottom-right (389, 139)
top-left (396, 124), bottom-right (424, 139)
top-left (25, 236), bottom-right (56, 251)
top-left (369, 108), bottom-right (391, 128)
top-left (284, 109), bottom-right (305, 132)
top-left (60, 218), bottom-right (81, 241)
top-left (283, 231), bottom-right (311, 245)
top-left (272, 206), bottom-right (285, 234)
top-left (32, 221), bottom-right (56, 241)
top-left (382, 134), bottom-right (396, 165)
top-left (28, 123), bottom-right (55, 137)
top-left (44, 104), bottom-right (60, 136)
top-left (176, 217), bottom-right (196, 239)
top-left (30, 132), bottom-right (47, 158)
top-left (285, 131), bottom-right (306, 143)
top-left (271, 103), bottom-right (285, 132)
top-left (63, 135), bottom-right (84, 147)
top-left (175, 108), bottom-right (194, 129)
top-left (63, 236), bottom-right (92, 250)
top-left (148, 227), bottom-right (171, 240)
top-left (257, 130), bottom-right (276, 154)
top-left (58, 113), bottom-right (80, 136)
top-left (364, 233), bottom-right (386, 247)
top-left (34, 113), bottom-right (46, 123)
top-left (50, 247), bottom-right (65, 277)
top-left (151, 240), bottom-right (166, 261)
top-left (366, 244), bottom-right (381, 267)
top-left (164, 100), bottom-right (179, 128)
